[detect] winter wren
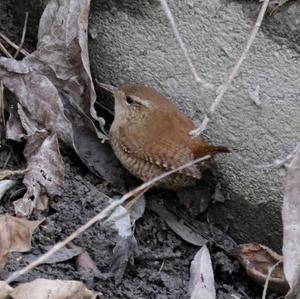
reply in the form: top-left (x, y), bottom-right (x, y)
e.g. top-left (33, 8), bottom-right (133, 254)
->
top-left (106, 84), bottom-right (229, 189)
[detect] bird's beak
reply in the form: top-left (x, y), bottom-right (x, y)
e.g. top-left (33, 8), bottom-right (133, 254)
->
top-left (95, 80), bottom-right (118, 93)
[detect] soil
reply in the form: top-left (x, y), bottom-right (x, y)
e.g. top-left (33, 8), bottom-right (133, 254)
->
top-left (0, 1), bottom-right (280, 299)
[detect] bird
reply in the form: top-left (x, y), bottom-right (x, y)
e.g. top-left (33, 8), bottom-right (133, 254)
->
top-left (99, 84), bottom-right (229, 190)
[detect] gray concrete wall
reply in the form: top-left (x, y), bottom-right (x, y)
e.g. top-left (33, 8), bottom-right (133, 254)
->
top-left (88, 0), bottom-right (300, 250)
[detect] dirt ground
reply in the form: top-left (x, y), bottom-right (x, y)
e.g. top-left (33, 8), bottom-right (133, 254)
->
top-left (0, 146), bottom-right (278, 299)
top-left (0, 1), bottom-right (280, 299)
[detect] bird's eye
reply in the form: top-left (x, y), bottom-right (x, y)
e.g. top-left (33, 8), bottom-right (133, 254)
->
top-left (125, 96), bottom-right (134, 105)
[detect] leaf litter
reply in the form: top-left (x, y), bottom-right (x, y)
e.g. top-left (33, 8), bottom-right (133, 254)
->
top-left (231, 243), bottom-right (289, 294)
top-left (0, 278), bottom-right (101, 299)
top-left (0, 0), bottom-right (126, 216)
top-left (189, 245), bottom-right (216, 299)
top-left (0, 214), bottom-right (44, 269)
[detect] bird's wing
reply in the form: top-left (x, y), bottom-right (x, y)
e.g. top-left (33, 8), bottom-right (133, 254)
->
top-left (118, 126), bottom-right (201, 179)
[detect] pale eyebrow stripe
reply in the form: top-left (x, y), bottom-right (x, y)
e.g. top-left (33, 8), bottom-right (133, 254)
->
top-left (131, 95), bottom-right (152, 108)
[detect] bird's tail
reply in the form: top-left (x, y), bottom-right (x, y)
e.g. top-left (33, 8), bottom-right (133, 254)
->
top-left (194, 145), bottom-right (230, 157)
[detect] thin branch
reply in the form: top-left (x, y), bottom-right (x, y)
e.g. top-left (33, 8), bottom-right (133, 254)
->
top-left (262, 260), bottom-right (281, 299)
top-left (159, 0), bottom-right (213, 89)
top-left (190, 0), bottom-right (270, 137)
top-left (0, 81), bottom-right (4, 127)
top-left (0, 41), bottom-right (13, 58)
top-left (233, 142), bottom-right (300, 170)
top-left (14, 12), bottom-right (29, 58)
top-left (3, 154), bottom-right (211, 286)
top-left (0, 32), bottom-right (30, 57)
top-left (0, 80), bottom-right (4, 147)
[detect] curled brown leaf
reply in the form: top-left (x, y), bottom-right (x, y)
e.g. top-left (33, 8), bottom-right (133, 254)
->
top-left (231, 243), bottom-right (289, 294)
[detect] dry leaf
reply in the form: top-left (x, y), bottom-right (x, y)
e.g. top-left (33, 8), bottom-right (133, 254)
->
top-left (111, 235), bottom-right (138, 285)
top-left (0, 0), bottom-right (127, 186)
top-left (282, 144), bottom-right (300, 298)
top-left (0, 180), bottom-right (15, 200)
top-left (9, 278), bottom-right (100, 299)
top-left (0, 169), bottom-right (27, 180)
top-left (5, 99), bottom-right (25, 142)
top-left (148, 198), bottom-right (237, 252)
top-left (266, 0), bottom-right (291, 15)
top-left (67, 242), bottom-right (103, 279)
top-left (0, 281), bottom-right (13, 299)
top-left (0, 214), bottom-right (44, 269)
top-left (23, 246), bottom-right (82, 265)
top-left (107, 198), bottom-right (145, 283)
top-left (231, 243), bottom-right (289, 294)
top-left (188, 245), bottom-right (216, 299)
top-left (148, 200), bottom-right (207, 246)
top-left (13, 132), bottom-right (64, 216)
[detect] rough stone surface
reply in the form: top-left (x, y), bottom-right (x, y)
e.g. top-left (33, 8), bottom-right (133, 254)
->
top-left (88, 0), bottom-right (300, 250)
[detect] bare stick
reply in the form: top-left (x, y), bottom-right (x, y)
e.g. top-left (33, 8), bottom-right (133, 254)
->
top-left (190, 0), bottom-right (270, 137)
top-left (233, 142), bottom-right (300, 170)
top-left (3, 154), bottom-right (211, 285)
top-left (14, 12), bottom-right (29, 58)
top-left (159, 0), bottom-right (212, 89)
top-left (0, 32), bottom-right (30, 57)
top-left (0, 81), bottom-right (4, 127)
top-left (262, 260), bottom-right (281, 299)
top-left (0, 41), bottom-right (13, 58)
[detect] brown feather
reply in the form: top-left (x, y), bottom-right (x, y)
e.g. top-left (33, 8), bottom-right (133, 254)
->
top-left (109, 85), bottom-right (229, 188)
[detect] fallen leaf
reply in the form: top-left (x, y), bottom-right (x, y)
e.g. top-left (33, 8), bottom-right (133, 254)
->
top-left (13, 132), bottom-right (64, 216)
top-left (9, 278), bottom-right (100, 299)
top-left (282, 144), bottom-right (300, 298)
top-left (0, 180), bottom-right (15, 200)
top-left (148, 199), bottom-right (207, 246)
top-left (0, 169), bottom-right (27, 180)
top-left (5, 98), bottom-right (25, 142)
top-left (23, 246), bottom-right (82, 265)
top-left (0, 214), bottom-right (44, 269)
top-left (110, 235), bottom-right (138, 285)
top-left (188, 245), bottom-right (216, 299)
top-left (106, 197), bottom-right (145, 283)
top-left (231, 243), bottom-right (289, 294)
top-left (265, 0), bottom-right (291, 15)
top-left (0, 281), bottom-right (13, 299)
top-left (68, 243), bottom-right (104, 279)
top-left (0, 0), bottom-right (127, 186)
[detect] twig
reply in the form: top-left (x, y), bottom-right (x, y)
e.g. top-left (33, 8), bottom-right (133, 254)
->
top-left (94, 101), bottom-right (114, 116)
top-left (159, 0), bottom-right (212, 89)
top-left (0, 80), bottom-right (4, 146)
top-left (0, 41), bottom-right (13, 58)
top-left (262, 260), bottom-right (281, 299)
top-left (14, 12), bottom-right (29, 58)
top-left (3, 154), bottom-right (211, 286)
top-left (0, 81), bottom-right (4, 126)
top-left (233, 142), bottom-right (300, 170)
top-left (0, 32), bottom-right (30, 57)
top-left (190, 0), bottom-right (270, 137)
